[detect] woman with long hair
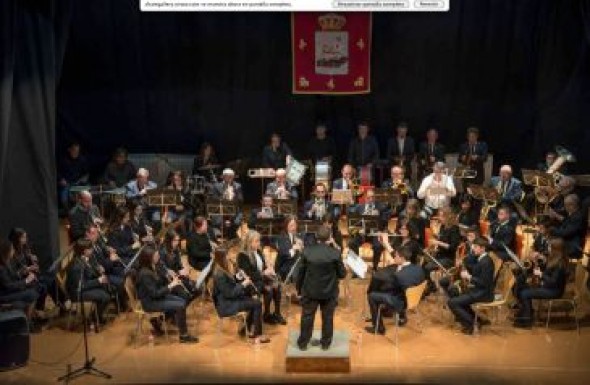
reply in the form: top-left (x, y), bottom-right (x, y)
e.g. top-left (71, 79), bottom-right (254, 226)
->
top-left (212, 248), bottom-right (270, 343)
top-left (135, 245), bottom-right (198, 343)
top-left (393, 220), bottom-right (422, 265)
top-left (399, 198), bottom-right (426, 247)
top-left (237, 230), bottom-right (285, 325)
top-left (159, 230), bottom-right (198, 302)
top-left (513, 237), bottom-right (568, 328)
top-left (108, 206), bottom-right (139, 263)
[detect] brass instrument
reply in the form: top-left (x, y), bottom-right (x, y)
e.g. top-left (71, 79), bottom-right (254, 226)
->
top-left (391, 180), bottom-right (409, 195)
top-left (547, 145), bottom-right (576, 184)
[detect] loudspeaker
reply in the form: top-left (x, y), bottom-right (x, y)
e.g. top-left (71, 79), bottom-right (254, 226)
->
top-left (0, 310), bottom-right (30, 371)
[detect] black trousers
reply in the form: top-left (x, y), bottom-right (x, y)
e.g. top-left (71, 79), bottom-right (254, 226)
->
top-left (236, 297), bottom-right (263, 336)
top-left (79, 288), bottom-right (111, 322)
top-left (262, 284), bottom-right (281, 316)
top-left (0, 288), bottom-right (39, 311)
top-left (298, 296), bottom-right (337, 347)
top-left (142, 294), bottom-right (189, 335)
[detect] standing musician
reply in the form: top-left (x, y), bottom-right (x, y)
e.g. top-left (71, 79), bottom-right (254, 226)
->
top-left (296, 225), bottom-right (346, 350)
top-left (192, 142), bottom-right (219, 177)
top-left (159, 230), bottom-right (199, 301)
top-left (418, 128), bottom-right (446, 179)
top-left (262, 133), bottom-right (293, 170)
top-left (186, 216), bottom-right (216, 272)
top-left (276, 216), bottom-right (304, 284)
top-left (103, 147), bottom-right (137, 188)
top-left (212, 168), bottom-right (244, 231)
top-left (107, 206), bottom-right (141, 265)
top-left (304, 183), bottom-right (333, 221)
top-left (237, 230), bottom-right (286, 325)
top-left (125, 168), bottom-right (158, 219)
top-left (488, 165), bottom-right (524, 220)
top-left (513, 238), bottom-right (567, 328)
top-left (548, 194), bottom-right (585, 259)
top-left (66, 238), bottom-right (112, 330)
top-left (382, 165), bottom-right (414, 218)
top-left (347, 121), bottom-right (380, 178)
top-left (57, 141), bottom-right (89, 213)
top-left (306, 122), bottom-right (337, 164)
top-left (212, 248), bottom-right (270, 344)
top-left (265, 168), bottom-right (298, 200)
top-left (135, 246), bottom-right (199, 343)
top-left (365, 245), bottom-right (425, 334)
top-left (69, 190), bottom-right (103, 241)
top-left (447, 236), bottom-right (495, 335)
top-left (459, 127), bottom-right (488, 185)
top-left (417, 161), bottom-right (456, 219)
top-left (386, 122), bottom-right (415, 177)
top-left (485, 205), bottom-right (516, 262)
top-left (423, 206), bottom-right (461, 295)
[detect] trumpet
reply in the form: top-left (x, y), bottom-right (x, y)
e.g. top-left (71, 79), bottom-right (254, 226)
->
top-left (391, 180), bottom-right (409, 195)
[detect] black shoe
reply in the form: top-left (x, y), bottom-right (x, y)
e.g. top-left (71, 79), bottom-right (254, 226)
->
top-left (321, 343), bottom-right (331, 351)
top-left (263, 313), bottom-right (277, 325)
top-left (150, 319), bottom-right (165, 337)
top-left (273, 313), bottom-right (287, 325)
top-left (364, 316), bottom-right (372, 323)
top-left (460, 326), bottom-right (474, 335)
top-left (179, 334), bottom-right (199, 344)
top-left (238, 325), bottom-right (247, 337)
top-left (364, 326), bottom-right (385, 335)
top-left (297, 343), bottom-right (308, 351)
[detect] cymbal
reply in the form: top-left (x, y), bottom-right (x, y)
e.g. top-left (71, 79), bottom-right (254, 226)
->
top-left (199, 164), bottom-right (221, 171)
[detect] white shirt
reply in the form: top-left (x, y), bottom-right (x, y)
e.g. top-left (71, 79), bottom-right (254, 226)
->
top-left (397, 137), bottom-right (405, 155)
top-left (254, 251), bottom-right (264, 272)
top-left (396, 261), bottom-right (411, 272)
top-left (417, 173), bottom-right (456, 209)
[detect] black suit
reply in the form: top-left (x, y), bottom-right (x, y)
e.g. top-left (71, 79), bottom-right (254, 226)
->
top-left (459, 141), bottom-right (488, 185)
top-left (447, 253), bottom-right (494, 328)
top-left (386, 136), bottom-right (416, 175)
top-left (186, 231), bottom-right (212, 271)
top-left (488, 221), bottom-right (516, 261)
top-left (550, 209), bottom-right (585, 258)
top-left (296, 243), bottom-right (346, 348)
top-left (418, 141), bottom-right (445, 177)
top-left (68, 204), bottom-right (101, 241)
top-left (275, 233), bottom-right (302, 282)
top-left (66, 258), bottom-right (111, 323)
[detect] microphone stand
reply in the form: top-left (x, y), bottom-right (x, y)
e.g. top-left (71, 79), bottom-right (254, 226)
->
top-left (58, 260), bottom-right (112, 383)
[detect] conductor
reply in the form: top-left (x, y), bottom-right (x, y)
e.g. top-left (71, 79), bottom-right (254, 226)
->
top-left (296, 225), bottom-right (346, 351)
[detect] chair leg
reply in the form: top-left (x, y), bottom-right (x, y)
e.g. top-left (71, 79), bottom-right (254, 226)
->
top-left (545, 301), bottom-right (553, 330)
top-left (473, 312), bottom-right (479, 335)
top-left (375, 305), bottom-right (382, 335)
top-left (394, 313), bottom-right (399, 346)
top-left (572, 301), bottom-right (580, 335)
top-left (163, 315), bottom-right (169, 344)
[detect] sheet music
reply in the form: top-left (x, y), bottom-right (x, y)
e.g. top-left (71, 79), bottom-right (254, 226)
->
top-left (195, 258), bottom-right (214, 289)
top-left (345, 249), bottom-right (368, 279)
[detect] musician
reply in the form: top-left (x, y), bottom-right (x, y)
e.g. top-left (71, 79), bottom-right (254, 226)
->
top-left (68, 190), bottom-right (103, 241)
top-left (332, 164), bottom-right (355, 193)
top-left (417, 161), bottom-right (456, 218)
top-left (66, 239), bottom-right (112, 330)
top-left (418, 128), bottom-right (446, 179)
top-left (365, 245), bottom-right (424, 334)
top-left (212, 248), bottom-right (270, 344)
top-left (57, 141), bottom-right (89, 213)
top-left (439, 226), bottom-right (479, 298)
top-left (393, 221), bottom-right (423, 265)
top-left (186, 216), bottom-right (215, 271)
top-left (548, 177), bottom-right (578, 220)
top-left (125, 168), bottom-right (157, 202)
top-left (306, 122), bottom-right (337, 164)
top-left (164, 170), bottom-right (188, 223)
top-left (296, 225), bottom-right (346, 350)
top-left (276, 215), bottom-right (304, 284)
top-left (158, 230), bottom-right (199, 302)
top-left (459, 127), bottom-right (488, 185)
top-left (424, 206), bottom-right (461, 294)
top-left (447, 237), bottom-right (495, 335)
top-left (488, 165), bottom-right (524, 216)
top-left (128, 201), bottom-right (153, 241)
top-left (347, 121), bottom-right (379, 171)
top-left (513, 238), bottom-right (567, 328)
top-left (0, 238), bottom-right (42, 333)
top-left (304, 183), bottom-right (333, 221)
top-left (549, 194), bottom-right (585, 259)
top-left (398, 199), bottom-right (427, 247)
top-left (386, 122), bottom-right (415, 176)
top-left (537, 150), bottom-right (567, 174)
top-left (265, 168), bottom-right (298, 200)
top-left (457, 195), bottom-right (479, 229)
top-left (192, 142), bottom-right (219, 177)
top-left (211, 168), bottom-right (244, 230)
top-left (485, 205), bottom-right (516, 261)
top-left (262, 133), bottom-right (293, 170)
top-left (352, 188), bottom-right (387, 223)
top-left (107, 206), bottom-right (141, 264)
top-left (531, 219), bottom-right (551, 256)
top-left (103, 147), bottom-right (137, 188)
top-left (382, 165), bottom-right (414, 217)
top-left (237, 230), bottom-right (285, 325)
top-left (135, 245), bottom-right (199, 343)
top-left (249, 194), bottom-right (275, 227)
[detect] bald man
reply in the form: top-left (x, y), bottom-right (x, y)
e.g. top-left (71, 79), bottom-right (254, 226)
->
top-left (68, 190), bottom-right (103, 241)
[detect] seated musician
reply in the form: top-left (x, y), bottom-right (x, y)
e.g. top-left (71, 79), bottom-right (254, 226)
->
top-left (457, 195), bottom-right (479, 229)
top-left (392, 221), bottom-right (423, 265)
top-left (128, 201), bottom-right (153, 241)
top-left (237, 230), bottom-right (285, 325)
top-left (485, 205), bottom-right (516, 261)
top-left (0, 238), bottom-right (42, 333)
top-left (365, 245), bottom-right (425, 334)
top-left (513, 237), bottom-right (567, 328)
top-left (531, 219), bottom-right (551, 256)
top-left (157, 230), bottom-right (199, 303)
top-left (332, 163), bottom-right (355, 191)
top-left (186, 216), bottom-right (217, 271)
top-left (69, 190), bottom-right (103, 241)
top-left (164, 170), bottom-right (189, 222)
top-left (386, 122), bottom-right (415, 177)
top-left (103, 147), bottom-right (137, 188)
top-left (306, 122), bottom-right (337, 164)
top-left (192, 142), bottom-right (219, 177)
top-left (249, 194), bottom-right (276, 228)
top-left (304, 183), bottom-right (333, 221)
top-left (57, 141), bottom-right (89, 214)
top-left (488, 165), bottom-right (523, 220)
top-left (398, 198), bottom-right (427, 247)
top-left (262, 133), bottom-right (292, 170)
top-left (458, 127), bottom-right (488, 185)
top-left (548, 176), bottom-right (577, 218)
top-left (548, 194), bottom-right (585, 259)
top-left (382, 165), bottom-right (414, 218)
top-left (417, 161), bottom-right (456, 219)
top-left (276, 215), bottom-right (304, 284)
top-left (125, 168), bottom-right (158, 220)
top-left (265, 168), bottom-right (298, 200)
top-left (135, 245), bottom-right (198, 343)
top-left (423, 206), bottom-right (461, 295)
top-left (212, 248), bottom-right (270, 344)
top-left (211, 168), bottom-right (244, 231)
top-left (347, 121), bottom-right (379, 178)
top-left (447, 236), bottom-right (495, 335)
top-left (537, 150), bottom-right (565, 174)
top-left (107, 206), bottom-right (141, 265)
top-left (84, 224), bottom-right (127, 310)
top-left (66, 239), bottom-right (112, 330)
top-left (440, 226), bottom-right (480, 298)
top-left (418, 128), bottom-right (446, 179)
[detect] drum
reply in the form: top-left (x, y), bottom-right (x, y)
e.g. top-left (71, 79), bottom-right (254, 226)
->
top-left (285, 157), bottom-right (307, 186)
top-left (315, 161), bottom-right (332, 188)
top-left (186, 175), bottom-right (206, 195)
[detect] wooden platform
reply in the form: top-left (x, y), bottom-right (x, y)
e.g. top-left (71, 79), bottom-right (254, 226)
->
top-left (285, 329), bottom-right (350, 373)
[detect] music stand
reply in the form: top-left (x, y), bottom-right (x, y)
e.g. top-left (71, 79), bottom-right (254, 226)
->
top-left (347, 214), bottom-right (380, 237)
top-left (467, 185), bottom-right (499, 219)
top-left (206, 198), bottom-right (238, 240)
top-left (373, 187), bottom-right (403, 207)
top-left (298, 220), bottom-right (323, 235)
top-left (254, 218), bottom-right (284, 239)
top-left (276, 199), bottom-right (298, 216)
top-left (331, 189), bottom-right (354, 205)
top-left (146, 189), bottom-right (181, 207)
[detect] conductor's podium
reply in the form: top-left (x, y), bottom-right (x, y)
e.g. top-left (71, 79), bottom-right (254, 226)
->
top-left (285, 329), bottom-right (350, 373)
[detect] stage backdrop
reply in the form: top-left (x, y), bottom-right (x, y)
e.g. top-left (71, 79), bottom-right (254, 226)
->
top-left (292, 12), bottom-right (371, 95)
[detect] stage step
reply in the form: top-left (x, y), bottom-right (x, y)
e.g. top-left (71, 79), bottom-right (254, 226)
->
top-left (285, 329), bottom-right (350, 373)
